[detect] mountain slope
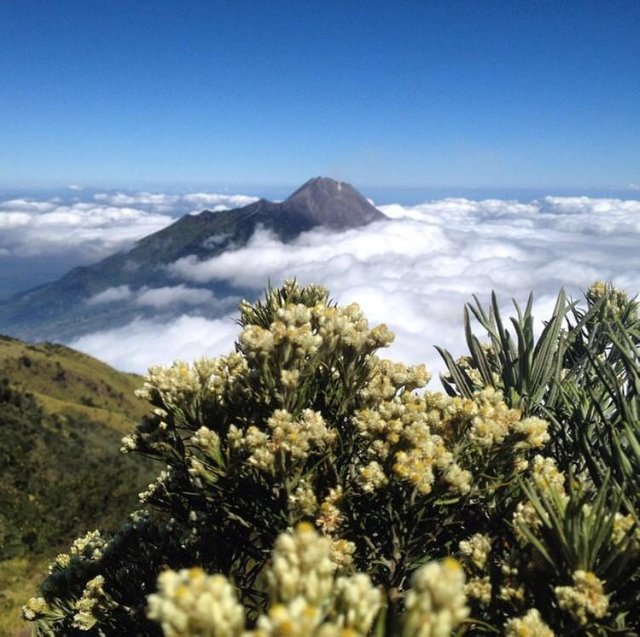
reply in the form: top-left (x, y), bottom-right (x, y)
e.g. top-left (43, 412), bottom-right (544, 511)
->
top-left (0, 335), bottom-right (146, 426)
top-left (0, 336), bottom-right (153, 634)
top-left (0, 177), bottom-right (386, 342)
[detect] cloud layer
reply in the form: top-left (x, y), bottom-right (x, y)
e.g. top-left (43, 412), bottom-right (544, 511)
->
top-left (0, 191), bottom-right (259, 262)
top-left (87, 284), bottom-right (215, 309)
top-left (71, 194), bottom-right (640, 380)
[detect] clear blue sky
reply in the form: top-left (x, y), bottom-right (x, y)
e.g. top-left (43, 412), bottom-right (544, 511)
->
top-left (1, 0), bottom-right (639, 190)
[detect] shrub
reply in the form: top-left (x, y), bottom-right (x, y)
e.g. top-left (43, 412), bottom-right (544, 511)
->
top-left (23, 281), bottom-right (640, 635)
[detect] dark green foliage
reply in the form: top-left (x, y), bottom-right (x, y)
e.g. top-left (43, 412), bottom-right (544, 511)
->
top-left (0, 378), bottom-right (153, 560)
top-left (437, 289), bottom-right (569, 414)
top-left (440, 282), bottom-right (640, 633)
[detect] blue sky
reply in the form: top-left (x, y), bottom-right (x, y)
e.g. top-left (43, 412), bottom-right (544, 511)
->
top-left (1, 1), bottom-right (639, 190)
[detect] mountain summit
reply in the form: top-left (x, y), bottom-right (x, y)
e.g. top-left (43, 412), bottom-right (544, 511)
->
top-left (0, 178), bottom-right (386, 341)
top-left (281, 177), bottom-right (384, 228)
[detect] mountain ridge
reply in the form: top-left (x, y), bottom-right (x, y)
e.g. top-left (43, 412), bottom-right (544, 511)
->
top-left (0, 177), bottom-right (386, 342)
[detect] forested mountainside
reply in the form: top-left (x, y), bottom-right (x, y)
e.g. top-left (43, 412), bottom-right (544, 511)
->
top-left (0, 335), bottom-right (153, 634)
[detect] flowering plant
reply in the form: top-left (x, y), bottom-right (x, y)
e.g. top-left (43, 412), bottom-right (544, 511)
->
top-left (24, 281), bottom-right (640, 635)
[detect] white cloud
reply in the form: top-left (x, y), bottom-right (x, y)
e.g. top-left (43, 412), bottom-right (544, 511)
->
top-left (86, 284), bottom-right (215, 309)
top-left (93, 191), bottom-right (259, 214)
top-left (0, 189), bottom-right (259, 263)
top-left (0, 199), bottom-right (57, 213)
top-left (0, 212), bottom-right (32, 228)
top-left (182, 193), bottom-right (259, 209)
top-left (136, 285), bottom-right (214, 308)
top-left (93, 192), bottom-right (176, 207)
top-left (87, 285), bottom-right (132, 305)
top-left (0, 200), bottom-right (173, 259)
top-left (71, 315), bottom-right (240, 373)
top-left (68, 193), bottom-right (640, 381)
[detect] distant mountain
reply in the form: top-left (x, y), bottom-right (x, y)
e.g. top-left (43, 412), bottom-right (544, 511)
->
top-left (0, 177), bottom-right (386, 341)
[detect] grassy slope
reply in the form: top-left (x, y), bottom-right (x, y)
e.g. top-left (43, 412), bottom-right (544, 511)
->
top-left (0, 335), bottom-right (147, 425)
top-left (0, 335), bottom-right (153, 635)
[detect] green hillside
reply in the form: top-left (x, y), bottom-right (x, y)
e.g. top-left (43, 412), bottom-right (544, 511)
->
top-left (0, 335), bottom-right (153, 635)
top-left (0, 335), bottom-right (147, 426)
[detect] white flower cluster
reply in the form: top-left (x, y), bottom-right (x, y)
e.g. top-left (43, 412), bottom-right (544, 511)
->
top-left (390, 402), bottom-right (461, 495)
top-left (70, 530), bottom-right (106, 558)
top-left (147, 567), bottom-right (245, 637)
top-left (73, 575), bottom-right (116, 631)
top-left (611, 511), bottom-right (637, 545)
top-left (267, 521), bottom-right (336, 605)
top-left (512, 415), bottom-right (550, 449)
top-left (361, 359), bottom-right (429, 402)
top-left (441, 463), bottom-right (473, 495)
top-left (21, 596), bottom-right (50, 621)
top-left (512, 455), bottom-right (567, 542)
top-left (192, 426), bottom-right (221, 452)
top-left (554, 570), bottom-right (609, 626)
top-left (329, 538), bottom-right (356, 570)
top-left (332, 573), bottom-right (383, 634)
top-left (229, 409), bottom-right (336, 473)
top-left (497, 563), bottom-right (525, 604)
top-left (289, 479), bottom-right (319, 517)
top-left (580, 504), bottom-right (639, 547)
top-left (250, 599), bottom-right (323, 636)
top-left (468, 388), bottom-right (548, 449)
top-left (136, 353), bottom-right (248, 422)
top-left (357, 460), bottom-right (389, 492)
top-left (504, 608), bottom-right (555, 636)
top-left (238, 299), bottom-right (394, 376)
top-left (354, 389), bottom-right (471, 496)
top-left (316, 486), bottom-right (345, 534)
top-left (530, 455), bottom-right (565, 493)
top-left (147, 524), bottom-right (382, 637)
top-left (250, 524), bottom-right (381, 636)
top-left (139, 468), bottom-right (171, 504)
top-left (250, 574), bottom-right (381, 637)
top-left (241, 303), bottom-right (322, 363)
top-left (49, 529), bottom-right (106, 572)
top-left (191, 426), bottom-right (223, 466)
top-left (313, 303), bottom-right (368, 350)
top-left (280, 368), bottom-right (300, 391)
top-left (402, 558), bottom-right (469, 637)
top-left (450, 354), bottom-right (486, 389)
top-left (425, 389), bottom-right (550, 477)
top-left (137, 361), bottom-right (201, 405)
top-left (459, 533), bottom-right (491, 570)
top-left (587, 281), bottom-right (631, 319)
top-left (120, 432), bottom-right (138, 453)
top-left (194, 354), bottom-right (247, 392)
top-left (465, 576), bottom-right (492, 606)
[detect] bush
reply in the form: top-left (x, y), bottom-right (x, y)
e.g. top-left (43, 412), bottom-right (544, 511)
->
top-left (23, 281), bottom-right (640, 635)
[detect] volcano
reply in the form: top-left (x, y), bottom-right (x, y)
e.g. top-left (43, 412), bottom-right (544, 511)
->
top-left (0, 178), bottom-right (386, 341)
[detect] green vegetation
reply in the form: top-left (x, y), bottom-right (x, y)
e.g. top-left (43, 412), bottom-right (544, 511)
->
top-left (0, 336), bottom-right (146, 429)
top-left (18, 281), bottom-right (640, 635)
top-left (0, 337), bottom-right (152, 634)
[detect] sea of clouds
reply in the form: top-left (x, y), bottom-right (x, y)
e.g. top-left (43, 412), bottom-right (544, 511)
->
top-left (2, 188), bottom-right (640, 381)
top-left (0, 191), bottom-right (257, 260)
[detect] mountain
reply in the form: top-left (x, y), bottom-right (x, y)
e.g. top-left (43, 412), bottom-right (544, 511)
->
top-left (0, 335), bottom-right (152, 634)
top-left (0, 177), bottom-right (386, 342)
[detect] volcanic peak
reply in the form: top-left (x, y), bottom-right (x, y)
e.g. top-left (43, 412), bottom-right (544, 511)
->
top-left (280, 176), bottom-right (385, 228)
